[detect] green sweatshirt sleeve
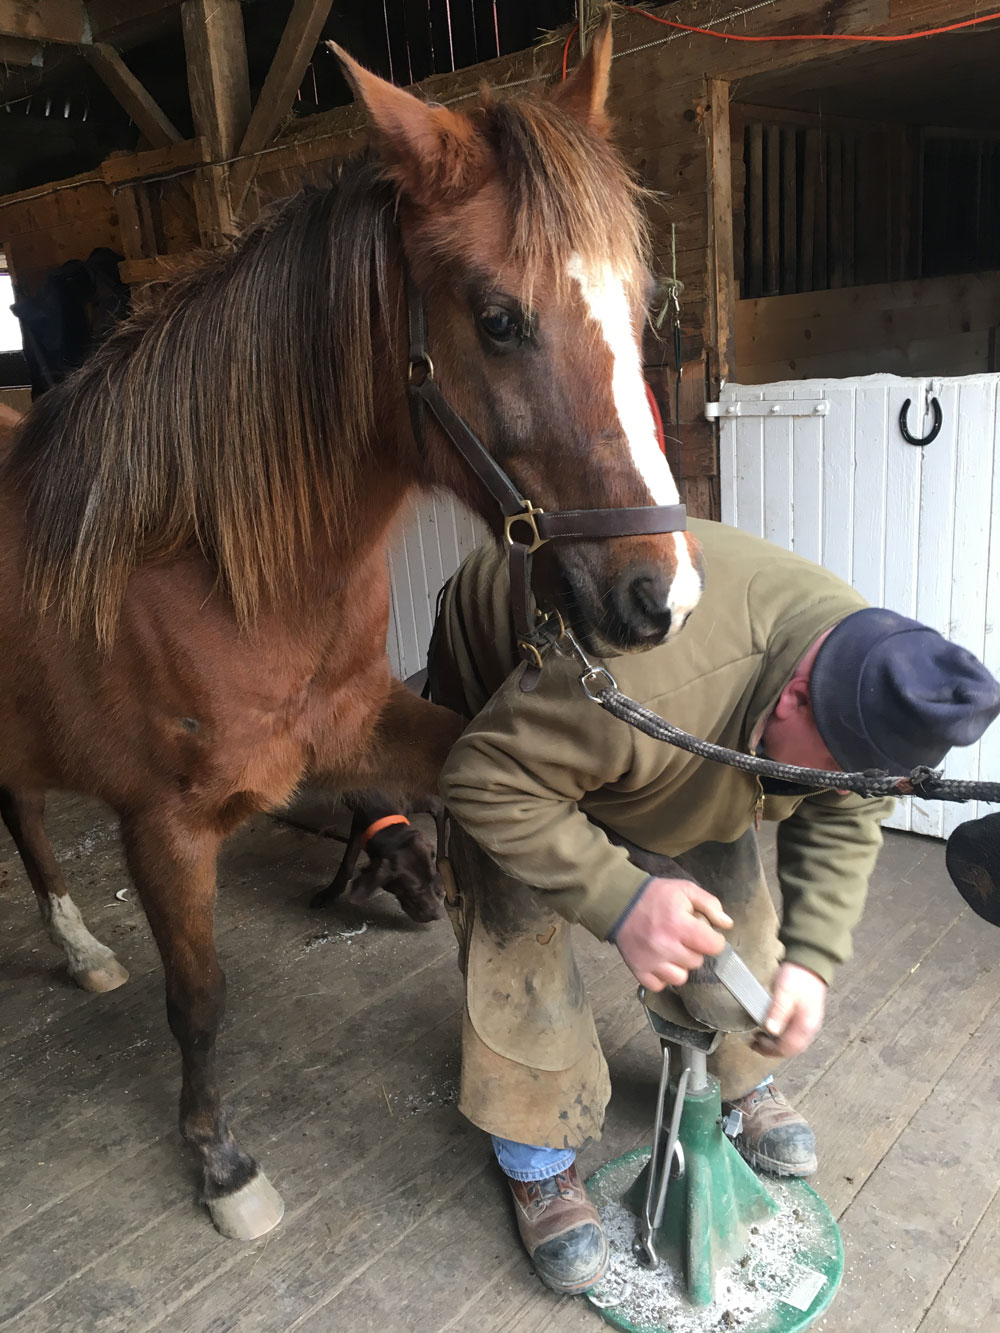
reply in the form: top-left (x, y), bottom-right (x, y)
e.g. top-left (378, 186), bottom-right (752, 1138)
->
top-left (776, 790), bottom-right (895, 984)
top-left (439, 651), bottom-right (650, 940)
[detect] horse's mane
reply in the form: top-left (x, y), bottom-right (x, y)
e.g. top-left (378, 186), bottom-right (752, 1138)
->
top-left (6, 93), bottom-right (647, 647)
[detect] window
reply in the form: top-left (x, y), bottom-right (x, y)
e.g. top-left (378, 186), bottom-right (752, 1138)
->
top-left (0, 273), bottom-right (22, 353)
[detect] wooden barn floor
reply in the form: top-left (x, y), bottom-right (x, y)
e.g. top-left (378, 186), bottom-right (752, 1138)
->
top-left (2, 795), bottom-right (1000, 1332)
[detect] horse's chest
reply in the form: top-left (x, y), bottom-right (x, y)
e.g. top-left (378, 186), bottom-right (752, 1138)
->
top-left (219, 656), bottom-right (388, 795)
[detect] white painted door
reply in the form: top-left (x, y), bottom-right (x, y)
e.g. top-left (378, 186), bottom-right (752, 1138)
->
top-left (385, 491), bottom-right (488, 682)
top-left (717, 373), bottom-right (1000, 836)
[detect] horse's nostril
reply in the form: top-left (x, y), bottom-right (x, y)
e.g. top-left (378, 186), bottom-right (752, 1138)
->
top-left (629, 575), bottom-right (672, 638)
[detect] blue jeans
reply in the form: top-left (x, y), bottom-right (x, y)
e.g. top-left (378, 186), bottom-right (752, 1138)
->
top-left (492, 1135), bottom-right (575, 1183)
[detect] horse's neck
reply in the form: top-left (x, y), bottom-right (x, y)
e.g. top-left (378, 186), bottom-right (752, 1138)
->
top-left (301, 459), bottom-right (415, 608)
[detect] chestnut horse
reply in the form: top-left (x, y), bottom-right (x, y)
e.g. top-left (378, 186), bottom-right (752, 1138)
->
top-left (0, 24), bottom-right (702, 1239)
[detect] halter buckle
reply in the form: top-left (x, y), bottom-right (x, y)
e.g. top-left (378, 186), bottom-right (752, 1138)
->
top-left (504, 501), bottom-right (546, 553)
top-left (517, 640), bottom-right (545, 670)
top-left (407, 353), bottom-right (434, 386)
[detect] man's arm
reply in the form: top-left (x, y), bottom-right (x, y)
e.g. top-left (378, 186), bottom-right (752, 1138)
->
top-left (441, 652), bottom-right (731, 977)
top-left (440, 652), bottom-right (653, 939)
top-left (775, 789), bottom-right (896, 984)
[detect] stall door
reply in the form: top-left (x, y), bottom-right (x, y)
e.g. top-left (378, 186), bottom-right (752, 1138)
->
top-left (716, 373), bottom-right (1000, 836)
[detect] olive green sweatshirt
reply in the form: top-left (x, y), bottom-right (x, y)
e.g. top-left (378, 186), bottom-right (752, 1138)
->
top-left (433, 518), bottom-right (895, 985)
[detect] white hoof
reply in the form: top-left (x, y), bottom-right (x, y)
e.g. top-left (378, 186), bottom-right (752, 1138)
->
top-left (71, 953), bottom-right (130, 993)
top-left (208, 1172), bottom-right (285, 1241)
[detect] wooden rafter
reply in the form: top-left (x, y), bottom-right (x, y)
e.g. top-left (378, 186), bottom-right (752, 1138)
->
top-left (83, 43), bottom-right (181, 148)
top-left (88, 0), bottom-right (182, 42)
top-left (0, 35), bottom-right (42, 65)
top-left (229, 0), bottom-right (334, 211)
top-left (0, 0), bottom-right (86, 44)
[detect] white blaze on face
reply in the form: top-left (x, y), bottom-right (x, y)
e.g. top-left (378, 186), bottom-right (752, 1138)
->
top-left (567, 253), bottom-right (702, 630)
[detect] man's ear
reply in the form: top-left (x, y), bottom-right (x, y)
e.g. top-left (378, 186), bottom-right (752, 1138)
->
top-left (329, 42), bottom-right (489, 205)
top-left (772, 677), bottom-right (811, 722)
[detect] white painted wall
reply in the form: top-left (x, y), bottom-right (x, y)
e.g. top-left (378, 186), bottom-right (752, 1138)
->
top-left (719, 373), bottom-right (1000, 836)
top-left (385, 490), bottom-right (488, 683)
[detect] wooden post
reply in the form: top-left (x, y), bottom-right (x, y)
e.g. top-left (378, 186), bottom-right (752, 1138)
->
top-left (182, 0), bottom-right (250, 160)
top-left (707, 78), bottom-right (735, 391)
top-left (181, 0), bottom-right (250, 246)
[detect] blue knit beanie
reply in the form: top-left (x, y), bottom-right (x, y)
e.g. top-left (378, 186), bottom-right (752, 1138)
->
top-left (810, 608), bottom-right (1000, 775)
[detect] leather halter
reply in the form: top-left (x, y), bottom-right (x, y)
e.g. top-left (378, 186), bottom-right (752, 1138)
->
top-left (405, 273), bottom-right (687, 674)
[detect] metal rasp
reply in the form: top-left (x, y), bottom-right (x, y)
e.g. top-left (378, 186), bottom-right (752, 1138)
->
top-left (706, 943), bottom-right (773, 1026)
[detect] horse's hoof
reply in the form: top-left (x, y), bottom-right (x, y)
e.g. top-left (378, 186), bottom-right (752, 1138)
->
top-left (208, 1171), bottom-right (285, 1241)
top-left (72, 955), bottom-right (130, 993)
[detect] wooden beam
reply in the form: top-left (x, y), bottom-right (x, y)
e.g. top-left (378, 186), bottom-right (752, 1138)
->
top-left (181, 0), bottom-right (249, 158)
top-left (180, 0), bottom-right (249, 246)
top-left (83, 42), bottom-right (182, 149)
top-left (0, 0), bottom-right (86, 44)
top-left (99, 136), bottom-right (210, 186)
top-left (118, 253), bottom-right (194, 285)
top-left (706, 78), bottom-right (735, 388)
top-left (88, 0), bottom-right (180, 42)
top-left (229, 0), bottom-right (335, 212)
top-left (0, 35), bottom-right (42, 65)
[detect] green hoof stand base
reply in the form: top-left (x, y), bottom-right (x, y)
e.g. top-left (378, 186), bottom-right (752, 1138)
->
top-left (586, 1134), bottom-right (842, 1333)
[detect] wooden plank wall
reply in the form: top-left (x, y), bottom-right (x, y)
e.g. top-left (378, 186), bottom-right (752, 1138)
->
top-left (734, 270), bottom-right (1000, 382)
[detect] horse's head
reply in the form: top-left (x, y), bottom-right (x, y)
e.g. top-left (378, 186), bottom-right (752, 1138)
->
top-left (335, 19), bottom-right (702, 652)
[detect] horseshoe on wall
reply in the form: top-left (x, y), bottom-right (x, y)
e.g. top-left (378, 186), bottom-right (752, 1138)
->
top-left (899, 396), bottom-right (943, 447)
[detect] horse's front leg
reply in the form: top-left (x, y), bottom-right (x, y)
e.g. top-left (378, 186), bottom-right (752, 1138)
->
top-left (351, 679), bottom-right (464, 798)
top-left (120, 809), bottom-right (283, 1241)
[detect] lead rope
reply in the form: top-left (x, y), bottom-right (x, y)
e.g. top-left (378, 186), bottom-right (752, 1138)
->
top-left (550, 627), bottom-right (1000, 805)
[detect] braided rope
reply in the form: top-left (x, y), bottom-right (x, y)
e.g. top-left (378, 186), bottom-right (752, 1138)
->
top-left (595, 688), bottom-right (1000, 805)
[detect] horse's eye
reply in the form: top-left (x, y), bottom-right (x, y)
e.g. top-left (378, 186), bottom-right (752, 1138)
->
top-left (479, 306), bottom-right (519, 343)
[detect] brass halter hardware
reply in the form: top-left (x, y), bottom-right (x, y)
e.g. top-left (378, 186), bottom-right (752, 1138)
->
top-left (504, 502), bottom-right (547, 554)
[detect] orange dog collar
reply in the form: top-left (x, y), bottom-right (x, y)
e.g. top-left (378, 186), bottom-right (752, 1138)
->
top-left (360, 813), bottom-right (410, 847)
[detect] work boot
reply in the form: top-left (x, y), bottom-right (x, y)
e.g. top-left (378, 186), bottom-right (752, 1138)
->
top-left (722, 1081), bottom-right (818, 1177)
top-left (507, 1163), bottom-right (609, 1295)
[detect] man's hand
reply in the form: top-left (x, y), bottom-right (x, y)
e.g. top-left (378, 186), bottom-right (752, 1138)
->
top-left (752, 961), bottom-right (827, 1059)
top-left (614, 877), bottom-right (732, 990)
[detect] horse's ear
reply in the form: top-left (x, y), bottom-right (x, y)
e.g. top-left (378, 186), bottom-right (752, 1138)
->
top-left (551, 12), bottom-right (613, 134)
top-left (329, 43), bottom-right (486, 205)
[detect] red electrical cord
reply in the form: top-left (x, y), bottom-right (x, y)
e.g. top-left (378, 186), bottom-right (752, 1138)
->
top-left (622, 5), bottom-right (1000, 43)
top-left (562, 5), bottom-right (1000, 73)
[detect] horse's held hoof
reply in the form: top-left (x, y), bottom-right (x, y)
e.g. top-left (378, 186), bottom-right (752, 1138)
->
top-left (71, 954), bottom-right (130, 993)
top-left (208, 1171), bottom-right (284, 1241)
